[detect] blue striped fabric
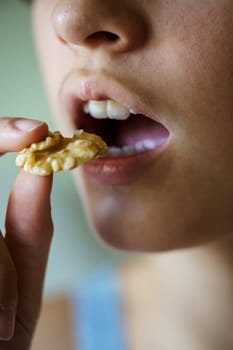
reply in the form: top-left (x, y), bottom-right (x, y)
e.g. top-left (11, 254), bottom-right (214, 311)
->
top-left (72, 267), bottom-right (126, 350)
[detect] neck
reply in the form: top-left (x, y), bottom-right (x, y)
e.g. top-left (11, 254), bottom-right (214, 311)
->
top-left (156, 240), bottom-right (233, 348)
top-left (122, 240), bottom-right (233, 350)
top-left (157, 239), bottom-right (233, 298)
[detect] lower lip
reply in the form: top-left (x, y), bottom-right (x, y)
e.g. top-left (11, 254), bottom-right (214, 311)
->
top-left (83, 141), bottom-right (170, 186)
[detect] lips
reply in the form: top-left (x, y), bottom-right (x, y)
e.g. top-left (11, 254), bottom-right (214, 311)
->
top-left (60, 72), bottom-right (170, 184)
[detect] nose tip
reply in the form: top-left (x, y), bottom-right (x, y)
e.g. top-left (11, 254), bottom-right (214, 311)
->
top-left (52, 1), bottom-right (148, 52)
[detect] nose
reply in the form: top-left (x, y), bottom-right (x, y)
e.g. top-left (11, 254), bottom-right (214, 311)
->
top-left (52, 0), bottom-right (148, 53)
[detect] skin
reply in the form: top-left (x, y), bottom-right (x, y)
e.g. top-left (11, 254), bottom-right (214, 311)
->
top-left (1, 0), bottom-right (233, 348)
top-left (32, 0), bottom-right (233, 251)
top-left (30, 0), bottom-right (233, 348)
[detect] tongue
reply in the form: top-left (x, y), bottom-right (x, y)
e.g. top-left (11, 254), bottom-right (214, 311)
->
top-left (113, 115), bottom-right (169, 148)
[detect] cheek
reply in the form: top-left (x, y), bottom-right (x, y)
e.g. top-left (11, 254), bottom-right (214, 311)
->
top-left (147, 7), bottom-right (233, 172)
top-left (147, 2), bottom-right (233, 115)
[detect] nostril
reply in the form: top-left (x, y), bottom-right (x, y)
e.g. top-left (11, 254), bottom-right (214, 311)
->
top-left (57, 30), bottom-right (120, 48)
top-left (86, 31), bottom-right (120, 46)
top-left (57, 31), bottom-right (120, 48)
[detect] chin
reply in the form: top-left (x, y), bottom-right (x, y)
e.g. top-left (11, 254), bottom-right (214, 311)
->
top-left (82, 194), bottom-right (233, 253)
top-left (75, 169), bottom-right (233, 253)
top-left (88, 212), bottom-right (232, 253)
top-left (81, 196), bottom-right (209, 253)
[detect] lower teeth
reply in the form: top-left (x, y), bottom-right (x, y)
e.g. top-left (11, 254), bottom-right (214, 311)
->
top-left (107, 146), bottom-right (136, 157)
top-left (107, 140), bottom-right (158, 157)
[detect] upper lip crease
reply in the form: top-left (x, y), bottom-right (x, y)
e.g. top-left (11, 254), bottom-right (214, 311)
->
top-left (60, 70), bottom-right (166, 129)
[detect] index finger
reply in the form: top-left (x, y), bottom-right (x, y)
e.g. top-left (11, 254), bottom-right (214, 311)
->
top-left (0, 117), bottom-right (48, 153)
top-left (5, 171), bottom-right (53, 337)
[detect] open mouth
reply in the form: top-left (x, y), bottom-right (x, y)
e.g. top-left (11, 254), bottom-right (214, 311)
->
top-left (75, 99), bottom-right (170, 158)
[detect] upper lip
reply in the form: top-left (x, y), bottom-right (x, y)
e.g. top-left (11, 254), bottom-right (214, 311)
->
top-left (60, 69), bottom-right (169, 130)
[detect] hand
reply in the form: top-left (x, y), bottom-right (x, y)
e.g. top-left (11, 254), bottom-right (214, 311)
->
top-left (0, 117), bottom-right (53, 349)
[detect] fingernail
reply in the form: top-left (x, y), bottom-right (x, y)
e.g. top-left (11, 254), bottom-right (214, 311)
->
top-left (0, 306), bottom-right (16, 340)
top-left (14, 118), bottom-right (43, 132)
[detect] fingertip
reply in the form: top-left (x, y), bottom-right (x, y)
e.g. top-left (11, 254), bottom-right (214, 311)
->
top-left (0, 117), bottom-right (49, 152)
top-left (15, 170), bottom-right (53, 200)
top-left (6, 170), bottom-right (54, 246)
top-left (13, 118), bottom-right (47, 133)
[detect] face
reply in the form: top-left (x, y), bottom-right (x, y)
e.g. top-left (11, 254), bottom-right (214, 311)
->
top-left (32, 0), bottom-right (233, 252)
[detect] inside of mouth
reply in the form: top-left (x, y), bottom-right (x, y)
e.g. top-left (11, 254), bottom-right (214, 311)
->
top-left (79, 113), bottom-right (169, 152)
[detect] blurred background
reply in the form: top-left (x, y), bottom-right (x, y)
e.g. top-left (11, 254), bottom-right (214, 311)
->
top-left (0, 0), bottom-right (126, 296)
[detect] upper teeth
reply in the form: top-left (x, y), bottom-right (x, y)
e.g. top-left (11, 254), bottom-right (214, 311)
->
top-left (83, 99), bottom-right (133, 120)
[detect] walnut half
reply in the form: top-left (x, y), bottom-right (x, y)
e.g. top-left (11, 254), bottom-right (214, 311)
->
top-left (15, 130), bottom-right (108, 175)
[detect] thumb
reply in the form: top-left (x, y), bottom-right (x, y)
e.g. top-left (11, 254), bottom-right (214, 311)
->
top-left (0, 117), bottom-right (48, 153)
